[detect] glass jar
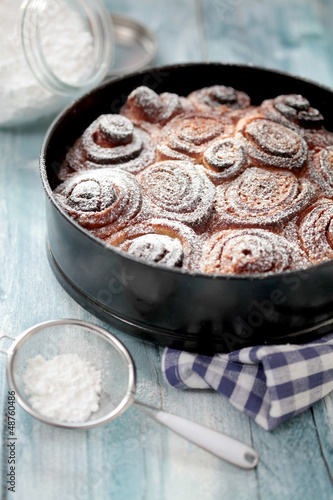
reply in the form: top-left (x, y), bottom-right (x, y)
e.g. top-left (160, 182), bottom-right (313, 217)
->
top-left (0, 0), bottom-right (114, 127)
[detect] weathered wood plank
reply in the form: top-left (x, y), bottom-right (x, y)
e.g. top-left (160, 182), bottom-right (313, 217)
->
top-left (311, 395), bottom-right (333, 484)
top-left (251, 410), bottom-right (333, 500)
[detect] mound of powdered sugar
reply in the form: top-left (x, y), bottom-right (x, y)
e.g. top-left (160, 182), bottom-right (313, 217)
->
top-left (0, 0), bottom-right (94, 126)
top-left (23, 353), bottom-right (102, 422)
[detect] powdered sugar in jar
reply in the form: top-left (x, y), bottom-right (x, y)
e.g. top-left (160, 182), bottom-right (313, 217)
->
top-left (0, 0), bottom-right (114, 127)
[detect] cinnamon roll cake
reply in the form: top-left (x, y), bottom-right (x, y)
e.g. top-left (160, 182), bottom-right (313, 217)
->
top-left (54, 84), bottom-right (333, 275)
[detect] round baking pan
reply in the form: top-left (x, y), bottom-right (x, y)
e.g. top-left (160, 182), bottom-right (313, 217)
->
top-left (40, 62), bottom-right (333, 354)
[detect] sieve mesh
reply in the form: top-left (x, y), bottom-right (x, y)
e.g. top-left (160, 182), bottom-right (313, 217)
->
top-left (7, 320), bottom-right (135, 428)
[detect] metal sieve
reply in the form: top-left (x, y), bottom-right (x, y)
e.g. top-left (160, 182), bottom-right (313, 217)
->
top-left (0, 319), bottom-right (258, 469)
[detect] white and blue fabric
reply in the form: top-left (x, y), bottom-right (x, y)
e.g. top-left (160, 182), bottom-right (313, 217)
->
top-left (162, 334), bottom-right (333, 430)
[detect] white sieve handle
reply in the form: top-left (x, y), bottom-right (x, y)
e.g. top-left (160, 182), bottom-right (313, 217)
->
top-left (133, 400), bottom-right (258, 469)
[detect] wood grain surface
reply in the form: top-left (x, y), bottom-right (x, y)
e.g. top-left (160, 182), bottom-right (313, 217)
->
top-left (1, 1), bottom-right (333, 499)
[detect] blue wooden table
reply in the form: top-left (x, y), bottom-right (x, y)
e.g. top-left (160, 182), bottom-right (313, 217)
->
top-left (1, 1), bottom-right (333, 498)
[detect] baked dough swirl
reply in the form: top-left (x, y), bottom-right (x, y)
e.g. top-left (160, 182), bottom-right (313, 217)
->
top-left (201, 137), bottom-right (248, 184)
top-left (260, 94), bottom-right (333, 150)
top-left (236, 116), bottom-right (308, 171)
top-left (201, 228), bottom-right (309, 275)
top-left (107, 219), bottom-right (200, 270)
top-left (120, 86), bottom-right (195, 125)
top-left (260, 94), bottom-right (324, 128)
top-left (188, 85), bottom-right (251, 114)
top-left (59, 114), bottom-right (155, 179)
top-left (308, 146), bottom-right (333, 198)
top-left (157, 113), bottom-right (233, 161)
top-left (215, 167), bottom-right (316, 229)
top-left (54, 168), bottom-right (143, 239)
top-left (138, 160), bottom-right (215, 230)
top-left (298, 201), bottom-right (333, 264)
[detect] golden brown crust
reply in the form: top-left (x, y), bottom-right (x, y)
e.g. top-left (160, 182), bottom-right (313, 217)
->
top-left (235, 114), bottom-right (308, 171)
top-left (214, 166), bottom-right (317, 230)
top-left (120, 86), bottom-right (195, 139)
top-left (58, 114), bottom-right (156, 180)
top-left (200, 136), bottom-right (248, 184)
top-left (306, 147), bottom-right (333, 198)
top-left (54, 168), bottom-right (144, 239)
top-left (137, 160), bottom-right (215, 231)
top-left (107, 218), bottom-right (201, 270)
top-left (188, 85), bottom-right (251, 114)
top-left (259, 94), bottom-right (333, 151)
top-left (156, 112), bottom-right (234, 162)
top-left (260, 94), bottom-right (324, 128)
top-left (297, 200), bottom-right (333, 264)
top-left (201, 228), bottom-right (310, 275)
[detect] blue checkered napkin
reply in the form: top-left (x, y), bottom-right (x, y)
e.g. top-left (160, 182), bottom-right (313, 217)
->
top-left (162, 334), bottom-right (333, 430)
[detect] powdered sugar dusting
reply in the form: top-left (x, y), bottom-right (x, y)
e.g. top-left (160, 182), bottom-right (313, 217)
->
top-left (107, 218), bottom-right (201, 270)
top-left (59, 115), bottom-right (156, 179)
top-left (201, 137), bottom-right (247, 183)
top-left (82, 115), bottom-right (155, 172)
top-left (127, 234), bottom-right (184, 267)
top-left (55, 168), bottom-right (142, 238)
top-left (138, 160), bottom-right (215, 230)
top-left (66, 179), bottom-right (115, 212)
top-left (308, 147), bottom-right (333, 198)
top-left (83, 115), bottom-right (144, 164)
top-left (299, 201), bottom-right (333, 264)
top-left (201, 229), bottom-right (309, 275)
top-left (237, 117), bottom-right (308, 170)
top-left (188, 85), bottom-right (251, 113)
top-left (215, 167), bottom-right (316, 229)
top-left (157, 113), bottom-right (233, 161)
top-left (120, 86), bottom-right (195, 125)
top-left (261, 94), bottom-right (324, 128)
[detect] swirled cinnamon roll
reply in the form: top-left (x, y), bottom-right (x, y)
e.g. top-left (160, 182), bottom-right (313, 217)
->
top-left (188, 85), bottom-right (251, 115)
top-left (236, 116), bottom-right (308, 171)
top-left (260, 94), bottom-right (333, 150)
top-left (120, 86), bottom-right (195, 129)
top-left (214, 167), bottom-right (316, 229)
top-left (156, 113), bottom-right (233, 162)
top-left (298, 201), bottom-right (333, 264)
top-left (138, 160), bottom-right (215, 230)
top-left (260, 94), bottom-right (324, 129)
top-left (54, 168), bottom-right (143, 239)
top-left (201, 137), bottom-right (248, 184)
top-left (107, 219), bottom-right (201, 270)
top-left (201, 228), bottom-right (309, 275)
top-left (58, 114), bottom-right (155, 180)
top-left (301, 128), bottom-right (333, 151)
top-left (308, 147), bottom-right (333, 198)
